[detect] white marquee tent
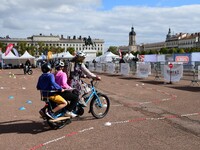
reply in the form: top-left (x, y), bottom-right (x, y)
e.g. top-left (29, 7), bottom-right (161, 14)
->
top-left (52, 51), bottom-right (74, 59)
top-left (95, 51), bottom-right (120, 62)
top-left (2, 51), bottom-right (20, 66)
top-left (20, 51), bottom-right (35, 59)
top-left (20, 51), bottom-right (35, 65)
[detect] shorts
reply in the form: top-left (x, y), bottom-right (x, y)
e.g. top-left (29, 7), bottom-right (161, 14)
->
top-left (49, 94), bottom-right (67, 104)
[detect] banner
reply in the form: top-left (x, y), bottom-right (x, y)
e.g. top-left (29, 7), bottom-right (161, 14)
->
top-left (136, 62), bottom-right (151, 78)
top-left (95, 63), bottom-right (102, 72)
top-left (191, 52), bottom-right (200, 61)
top-left (138, 55), bottom-right (144, 62)
top-left (120, 63), bottom-right (130, 76)
top-left (12, 48), bottom-right (19, 57)
top-left (163, 64), bottom-right (183, 82)
top-left (5, 43), bottom-right (13, 56)
top-left (106, 63), bottom-right (115, 74)
top-left (173, 53), bottom-right (191, 65)
top-left (144, 54), bottom-right (157, 62)
top-left (88, 62), bottom-right (95, 71)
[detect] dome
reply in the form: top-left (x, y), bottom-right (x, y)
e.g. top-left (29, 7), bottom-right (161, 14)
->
top-left (129, 27), bottom-right (136, 36)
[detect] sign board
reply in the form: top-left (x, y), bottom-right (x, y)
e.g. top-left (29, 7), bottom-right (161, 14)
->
top-left (169, 63), bottom-right (173, 68)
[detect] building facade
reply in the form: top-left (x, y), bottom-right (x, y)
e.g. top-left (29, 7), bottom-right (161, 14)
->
top-left (142, 28), bottom-right (200, 52)
top-left (119, 27), bottom-right (138, 52)
top-left (0, 34), bottom-right (104, 61)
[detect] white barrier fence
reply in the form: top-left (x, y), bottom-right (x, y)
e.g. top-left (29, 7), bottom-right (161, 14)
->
top-left (88, 62), bottom-right (189, 83)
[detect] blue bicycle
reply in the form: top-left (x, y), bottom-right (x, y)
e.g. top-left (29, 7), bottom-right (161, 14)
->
top-left (73, 79), bottom-right (110, 119)
top-left (39, 79), bottom-right (110, 129)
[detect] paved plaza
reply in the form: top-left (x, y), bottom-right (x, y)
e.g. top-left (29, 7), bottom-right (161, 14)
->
top-left (0, 68), bottom-right (200, 150)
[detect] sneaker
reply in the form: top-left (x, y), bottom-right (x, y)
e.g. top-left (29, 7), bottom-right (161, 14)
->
top-left (79, 98), bottom-right (87, 107)
top-left (39, 109), bottom-right (46, 119)
top-left (65, 111), bottom-right (77, 118)
top-left (46, 111), bottom-right (56, 120)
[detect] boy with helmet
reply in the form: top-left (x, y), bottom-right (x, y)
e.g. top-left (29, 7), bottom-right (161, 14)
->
top-left (36, 62), bottom-right (68, 119)
top-left (69, 51), bottom-right (101, 107)
top-left (54, 60), bottom-right (79, 118)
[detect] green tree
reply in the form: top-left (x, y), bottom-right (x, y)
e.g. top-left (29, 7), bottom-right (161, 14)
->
top-left (18, 42), bottom-right (28, 55)
top-left (0, 42), bottom-right (6, 52)
top-left (107, 46), bottom-right (118, 55)
top-left (96, 51), bottom-right (102, 56)
top-left (140, 50), bottom-right (147, 55)
top-left (67, 47), bottom-right (75, 55)
top-left (159, 47), bottom-right (168, 54)
top-left (177, 48), bottom-right (185, 53)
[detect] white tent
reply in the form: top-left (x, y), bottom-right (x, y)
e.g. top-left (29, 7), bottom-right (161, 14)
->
top-left (124, 53), bottom-right (135, 59)
top-left (36, 54), bottom-right (47, 61)
top-left (20, 51), bottom-right (35, 59)
top-left (61, 51), bottom-right (74, 59)
top-left (124, 53), bottom-right (135, 63)
top-left (2, 51), bottom-right (20, 67)
top-left (52, 51), bottom-right (74, 59)
top-left (20, 51), bottom-right (35, 65)
top-left (2, 51), bottom-right (19, 59)
top-left (96, 51), bottom-right (120, 62)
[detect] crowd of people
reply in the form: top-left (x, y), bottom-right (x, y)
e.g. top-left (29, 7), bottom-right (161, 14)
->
top-left (36, 51), bottom-right (101, 119)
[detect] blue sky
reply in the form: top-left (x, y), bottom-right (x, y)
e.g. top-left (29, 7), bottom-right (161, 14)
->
top-left (102, 0), bottom-right (200, 9)
top-left (1, 0), bottom-right (200, 49)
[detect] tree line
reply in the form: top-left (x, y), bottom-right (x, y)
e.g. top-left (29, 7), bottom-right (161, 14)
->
top-left (107, 46), bottom-right (200, 57)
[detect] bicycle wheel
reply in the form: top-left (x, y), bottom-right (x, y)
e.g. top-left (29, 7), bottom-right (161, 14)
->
top-left (28, 70), bottom-right (33, 75)
top-left (90, 93), bottom-right (110, 119)
top-left (45, 107), bottom-right (71, 129)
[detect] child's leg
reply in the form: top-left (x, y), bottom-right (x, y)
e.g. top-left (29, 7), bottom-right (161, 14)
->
top-left (50, 95), bottom-right (68, 113)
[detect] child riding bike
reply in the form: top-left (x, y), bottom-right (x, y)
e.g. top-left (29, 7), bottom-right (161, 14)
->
top-left (37, 62), bottom-right (68, 120)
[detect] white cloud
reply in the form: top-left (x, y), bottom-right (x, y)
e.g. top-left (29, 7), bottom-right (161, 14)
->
top-left (0, 0), bottom-right (200, 49)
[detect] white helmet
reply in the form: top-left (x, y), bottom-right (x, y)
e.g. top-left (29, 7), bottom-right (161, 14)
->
top-left (76, 51), bottom-right (86, 58)
top-left (55, 60), bottom-right (65, 69)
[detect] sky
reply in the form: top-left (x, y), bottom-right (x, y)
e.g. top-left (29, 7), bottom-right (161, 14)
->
top-left (1, 0), bottom-right (200, 49)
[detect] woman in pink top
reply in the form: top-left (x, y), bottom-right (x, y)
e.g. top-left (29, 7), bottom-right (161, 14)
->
top-left (54, 61), bottom-right (79, 118)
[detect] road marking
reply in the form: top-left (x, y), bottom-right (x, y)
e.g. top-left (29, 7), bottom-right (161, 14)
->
top-left (30, 112), bottom-right (199, 150)
top-left (30, 127), bottom-right (93, 150)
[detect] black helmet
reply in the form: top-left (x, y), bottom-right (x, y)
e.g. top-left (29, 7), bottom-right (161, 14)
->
top-left (41, 63), bottom-right (52, 73)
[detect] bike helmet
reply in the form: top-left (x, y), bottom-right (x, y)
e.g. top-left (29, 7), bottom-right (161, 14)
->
top-left (55, 60), bottom-right (65, 70)
top-left (76, 51), bottom-right (86, 58)
top-left (41, 63), bottom-right (52, 73)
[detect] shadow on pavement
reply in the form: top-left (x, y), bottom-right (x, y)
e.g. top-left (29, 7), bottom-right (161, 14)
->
top-left (119, 76), bottom-right (142, 80)
top-left (138, 80), bottom-right (165, 85)
top-left (0, 119), bottom-right (51, 134)
top-left (169, 86), bottom-right (200, 92)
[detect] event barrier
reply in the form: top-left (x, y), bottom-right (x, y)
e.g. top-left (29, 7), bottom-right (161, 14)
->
top-left (88, 61), bottom-right (200, 86)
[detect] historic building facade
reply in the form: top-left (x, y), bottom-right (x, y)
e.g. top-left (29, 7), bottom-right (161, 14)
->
top-left (142, 28), bottom-right (200, 52)
top-left (0, 34), bottom-right (104, 60)
top-left (119, 27), bottom-right (138, 53)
